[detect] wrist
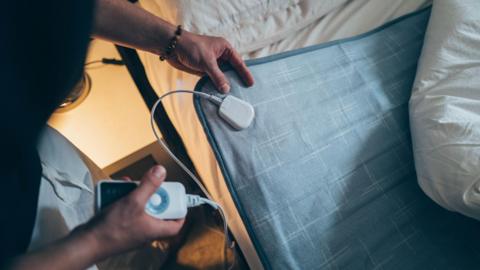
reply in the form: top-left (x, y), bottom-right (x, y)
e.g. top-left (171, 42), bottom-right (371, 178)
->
top-left (159, 25), bottom-right (183, 61)
top-left (152, 19), bottom-right (177, 55)
top-left (69, 224), bottom-right (109, 264)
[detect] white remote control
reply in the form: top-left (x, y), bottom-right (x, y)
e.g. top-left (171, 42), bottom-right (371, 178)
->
top-left (96, 181), bottom-right (188, 219)
top-left (144, 182), bottom-right (187, 219)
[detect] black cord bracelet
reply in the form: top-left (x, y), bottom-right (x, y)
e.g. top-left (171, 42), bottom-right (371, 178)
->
top-left (159, 25), bottom-right (182, 61)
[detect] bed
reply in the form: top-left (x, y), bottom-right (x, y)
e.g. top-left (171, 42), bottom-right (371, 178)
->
top-left (126, 0), bottom-right (480, 268)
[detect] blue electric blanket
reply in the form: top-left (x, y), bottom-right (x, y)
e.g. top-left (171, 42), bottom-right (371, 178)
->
top-left (194, 8), bottom-right (480, 270)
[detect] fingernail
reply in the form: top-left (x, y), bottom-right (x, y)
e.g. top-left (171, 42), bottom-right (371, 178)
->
top-left (152, 166), bottom-right (166, 178)
top-left (220, 83), bottom-right (230, 93)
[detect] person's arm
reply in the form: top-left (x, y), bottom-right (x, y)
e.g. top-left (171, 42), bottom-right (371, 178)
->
top-left (6, 226), bottom-right (104, 270)
top-left (92, 0), bottom-right (254, 93)
top-left (7, 165), bottom-right (183, 270)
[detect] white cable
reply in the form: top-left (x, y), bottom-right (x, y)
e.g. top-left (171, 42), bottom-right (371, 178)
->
top-left (150, 90), bottom-right (234, 270)
top-left (150, 90), bottom-right (218, 200)
top-left (186, 195), bottom-right (234, 270)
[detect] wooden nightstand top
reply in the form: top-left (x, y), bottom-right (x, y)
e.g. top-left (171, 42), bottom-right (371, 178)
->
top-left (48, 39), bottom-right (156, 169)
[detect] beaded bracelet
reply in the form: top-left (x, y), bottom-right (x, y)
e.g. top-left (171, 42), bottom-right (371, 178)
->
top-left (159, 25), bottom-right (182, 61)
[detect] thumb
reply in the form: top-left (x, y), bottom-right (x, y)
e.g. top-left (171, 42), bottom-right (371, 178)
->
top-left (130, 165), bottom-right (166, 205)
top-left (205, 60), bottom-right (230, 93)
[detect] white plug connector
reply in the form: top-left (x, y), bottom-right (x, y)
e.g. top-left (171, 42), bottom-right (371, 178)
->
top-left (186, 194), bottom-right (220, 209)
top-left (216, 95), bottom-right (255, 130)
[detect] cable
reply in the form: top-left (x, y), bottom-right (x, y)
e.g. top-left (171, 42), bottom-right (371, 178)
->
top-left (84, 59), bottom-right (103, 66)
top-left (85, 57), bottom-right (125, 66)
top-left (150, 90), bottom-right (222, 199)
top-left (186, 195), bottom-right (235, 269)
top-left (217, 203), bottom-right (236, 270)
top-left (150, 90), bottom-right (234, 270)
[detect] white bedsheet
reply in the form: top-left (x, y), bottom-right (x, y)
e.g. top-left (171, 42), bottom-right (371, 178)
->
top-left (138, 0), bottom-right (430, 268)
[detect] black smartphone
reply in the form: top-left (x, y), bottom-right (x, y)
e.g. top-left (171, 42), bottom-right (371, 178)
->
top-left (95, 180), bottom-right (138, 211)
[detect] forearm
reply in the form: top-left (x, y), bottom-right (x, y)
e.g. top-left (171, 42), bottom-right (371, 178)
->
top-left (92, 0), bottom-right (174, 55)
top-left (92, 0), bottom-right (254, 92)
top-left (8, 226), bottom-right (104, 270)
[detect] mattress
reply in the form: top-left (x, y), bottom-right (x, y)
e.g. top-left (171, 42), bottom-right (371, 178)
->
top-left (138, 0), bottom-right (430, 268)
top-left (194, 8), bottom-right (480, 269)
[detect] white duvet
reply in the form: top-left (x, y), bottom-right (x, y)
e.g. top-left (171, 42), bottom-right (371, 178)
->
top-left (410, 0), bottom-right (480, 220)
top-left (137, 0), bottom-right (348, 55)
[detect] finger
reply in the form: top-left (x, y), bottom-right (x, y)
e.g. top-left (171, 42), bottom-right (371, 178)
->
top-left (129, 165), bottom-right (166, 204)
top-left (223, 47), bottom-right (254, 87)
top-left (159, 219), bottom-right (186, 236)
top-left (162, 219), bottom-right (185, 228)
top-left (147, 218), bottom-right (185, 239)
top-left (205, 60), bottom-right (230, 93)
top-left (121, 176), bottom-right (132, 181)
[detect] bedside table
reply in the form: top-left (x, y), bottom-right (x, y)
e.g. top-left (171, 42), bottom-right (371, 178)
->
top-left (48, 39), bottom-right (158, 175)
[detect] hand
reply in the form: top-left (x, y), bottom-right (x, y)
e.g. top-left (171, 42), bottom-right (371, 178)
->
top-left (6, 166), bottom-right (182, 270)
top-left (167, 31), bottom-right (255, 93)
top-left (85, 165), bottom-right (184, 258)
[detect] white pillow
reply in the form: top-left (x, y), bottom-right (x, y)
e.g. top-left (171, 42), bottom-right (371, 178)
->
top-left (409, 0), bottom-right (480, 220)
top-left (139, 0), bottom-right (347, 54)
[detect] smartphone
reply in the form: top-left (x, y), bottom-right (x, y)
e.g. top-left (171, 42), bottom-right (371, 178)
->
top-left (95, 180), bottom-right (138, 212)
